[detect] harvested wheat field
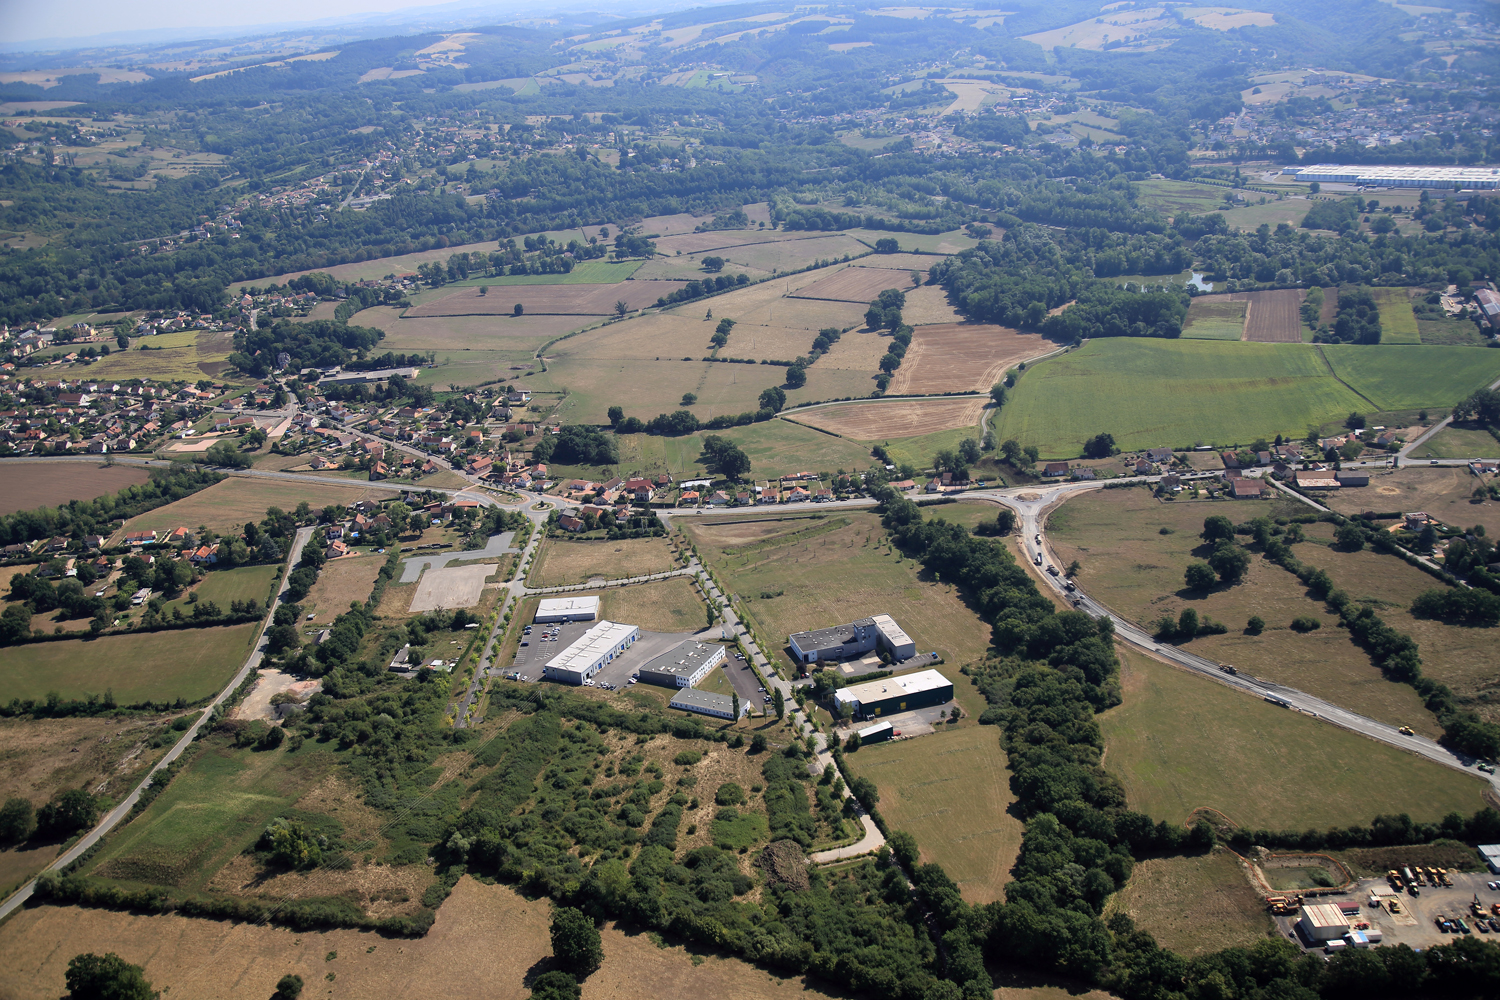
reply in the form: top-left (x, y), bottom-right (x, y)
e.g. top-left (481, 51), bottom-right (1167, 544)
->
top-left (303, 553), bottom-right (386, 623)
top-left (790, 266), bottom-right (921, 303)
top-left (888, 324), bottom-right (1053, 394)
top-left (788, 397), bottom-right (985, 440)
top-left (407, 281), bottom-right (687, 317)
top-left (0, 882), bottom-right (851, 1000)
top-left (1241, 289), bottom-right (1305, 342)
top-left (899, 284), bottom-right (964, 326)
top-left (1, 462), bottom-right (152, 516)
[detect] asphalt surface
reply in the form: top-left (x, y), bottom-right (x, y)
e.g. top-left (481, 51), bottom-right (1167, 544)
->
top-left (0, 526), bottom-right (315, 923)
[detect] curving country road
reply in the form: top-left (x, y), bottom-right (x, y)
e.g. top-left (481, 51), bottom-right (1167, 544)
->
top-left (0, 526), bottom-right (316, 923)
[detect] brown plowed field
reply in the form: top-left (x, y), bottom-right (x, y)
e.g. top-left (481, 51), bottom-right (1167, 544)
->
top-left (789, 397), bottom-right (986, 440)
top-left (789, 266), bottom-right (920, 303)
top-left (406, 281), bottom-right (688, 317)
top-left (1, 463), bottom-right (152, 516)
top-left (1241, 288), bottom-right (1306, 342)
top-left (888, 324), bottom-right (1053, 393)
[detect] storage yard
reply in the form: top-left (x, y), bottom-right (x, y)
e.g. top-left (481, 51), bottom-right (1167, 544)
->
top-left (1269, 864), bottom-right (1500, 952)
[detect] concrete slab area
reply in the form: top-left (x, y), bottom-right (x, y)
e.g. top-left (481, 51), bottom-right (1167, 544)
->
top-left (398, 531), bottom-right (515, 583)
top-left (409, 563), bottom-right (496, 612)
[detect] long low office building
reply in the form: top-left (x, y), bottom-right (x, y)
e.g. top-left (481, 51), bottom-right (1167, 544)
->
top-left (534, 596), bottom-right (600, 623)
top-left (834, 668), bottom-right (953, 720)
top-left (669, 688), bottom-right (746, 720)
top-left (637, 640), bottom-right (727, 688)
top-left (1283, 163), bottom-right (1500, 190)
top-left (789, 613), bottom-right (917, 665)
top-left (543, 620), bottom-right (640, 685)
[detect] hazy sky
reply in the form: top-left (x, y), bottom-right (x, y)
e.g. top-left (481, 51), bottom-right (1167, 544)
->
top-left (1, 0), bottom-right (470, 44)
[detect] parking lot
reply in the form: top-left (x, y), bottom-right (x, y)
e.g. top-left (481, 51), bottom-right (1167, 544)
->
top-left (509, 621), bottom-right (721, 691)
top-left (721, 652), bottom-right (769, 708)
top-left (1272, 872), bottom-right (1500, 952)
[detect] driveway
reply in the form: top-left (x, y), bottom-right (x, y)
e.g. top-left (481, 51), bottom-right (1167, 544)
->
top-left (398, 531), bottom-right (516, 583)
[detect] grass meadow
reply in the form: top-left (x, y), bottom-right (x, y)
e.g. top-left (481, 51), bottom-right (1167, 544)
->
top-left (112, 479), bottom-right (387, 541)
top-left (843, 725), bottom-right (1021, 904)
top-left (990, 339), bottom-right (1500, 458)
top-left (1102, 648), bottom-right (1490, 830)
top-left (1371, 287), bottom-right (1421, 344)
top-left (686, 512), bottom-right (994, 694)
top-left (1181, 298), bottom-right (1246, 340)
top-left (0, 624), bottom-right (259, 705)
top-left (1045, 487), bottom-right (1448, 734)
top-left (88, 330), bottom-right (235, 382)
top-left (1105, 848), bottom-right (1274, 956)
top-left (530, 535), bottom-right (677, 587)
top-left (160, 564), bottom-right (280, 618)
top-left (1408, 423), bottom-right (1500, 460)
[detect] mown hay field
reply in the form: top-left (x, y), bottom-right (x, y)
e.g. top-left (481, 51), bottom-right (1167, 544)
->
top-left (990, 339), bottom-right (1500, 459)
top-left (790, 266), bottom-right (922, 303)
top-left (407, 280), bottom-right (686, 317)
top-left (600, 578), bottom-right (708, 632)
top-left (303, 554), bottom-right (387, 623)
top-left (356, 305), bottom-right (586, 351)
top-left (1045, 487), bottom-right (1444, 734)
top-left (0, 462), bottom-right (152, 516)
top-left (1372, 286), bottom-right (1421, 344)
top-left (111, 479), bottom-right (388, 541)
top-left (0, 878), bottom-right (857, 1000)
top-left (687, 513), bottom-right (992, 676)
top-left (887, 324), bottom-right (1054, 394)
top-left (1101, 648), bottom-right (1490, 830)
top-left (788, 397), bottom-right (984, 440)
top-left (88, 330), bottom-right (235, 381)
top-left (843, 725), bottom-right (1021, 904)
top-left (531, 536), bottom-right (677, 587)
top-left (1105, 848), bottom-right (1274, 956)
top-left (0, 624), bottom-right (259, 707)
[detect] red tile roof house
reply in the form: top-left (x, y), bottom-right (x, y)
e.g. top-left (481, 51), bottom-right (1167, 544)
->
top-left (327, 540), bottom-right (349, 558)
top-left (1230, 478), bottom-right (1265, 499)
top-left (624, 478), bottom-right (655, 502)
top-left (679, 491), bottom-right (701, 506)
top-left (1220, 450), bottom-right (1241, 469)
top-left (558, 515), bottom-right (585, 532)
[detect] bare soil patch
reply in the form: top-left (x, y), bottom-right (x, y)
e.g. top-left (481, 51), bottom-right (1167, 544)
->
top-left (409, 563), bottom-right (496, 612)
top-left (888, 324), bottom-right (1052, 394)
top-left (788, 397), bottom-right (985, 440)
top-left (0, 462), bottom-right (152, 516)
top-left (407, 282), bottom-right (687, 317)
top-left (1241, 289), bottom-right (1306, 342)
top-left (790, 267), bottom-right (922, 303)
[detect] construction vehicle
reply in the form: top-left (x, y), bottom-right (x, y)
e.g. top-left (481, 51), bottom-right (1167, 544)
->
top-left (1457, 917), bottom-right (1472, 934)
top-left (1440, 870), bottom-right (1454, 887)
top-left (1219, 663), bottom-right (1237, 675)
top-left (1266, 896), bottom-right (1302, 915)
top-left (1491, 903), bottom-right (1500, 916)
top-left (1403, 866), bottom-right (1418, 886)
top-left (1398, 726), bottom-right (1415, 736)
top-left (1388, 899), bottom-right (1403, 914)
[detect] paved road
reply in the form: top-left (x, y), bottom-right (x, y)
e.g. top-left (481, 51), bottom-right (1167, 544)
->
top-left (0, 526), bottom-right (315, 923)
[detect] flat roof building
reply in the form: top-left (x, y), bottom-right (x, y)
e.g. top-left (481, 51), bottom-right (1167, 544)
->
top-left (543, 620), bottom-right (640, 685)
top-left (834, 668), bottom-right (953, 721)
top-left (789, 614), bottom-right (916, 665)
top-left (669, 688), bottom-right (746, 720)
top-left (1285, 163), bottom-right (1500, 190)
top-left (1298, 903), bottom-right (1350, 942)
top-left (638, 640), bottom-right (727, 688)
top-left (535, 596), bottom-right (600, 623)
top-left (856, 720), bottom-right (894, 745)
top-left (1480, 844), bottom-right (1500, 874)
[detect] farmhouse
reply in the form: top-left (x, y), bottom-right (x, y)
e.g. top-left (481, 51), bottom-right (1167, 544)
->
top-left (534, 595), bottom-right (600, 623)
top-left (834, 668), bottom-right (953, 721)
top-left (788, 613), bottom-right (917, 665)
top-left (637, 640), bottom-right (727, 688)
top-left (669, 688), bottom-right (746, 720)
top-left (543, 620), bottom-right (640, 685)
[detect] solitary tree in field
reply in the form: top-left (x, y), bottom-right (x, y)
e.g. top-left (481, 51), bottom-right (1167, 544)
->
top-left (614, 300), bottom-right (629, 317)
top-left (513, 303), bottom-right (524, 316)
top-left (63, 953), bottom-right (157, 1000)
top-left (550, 906), bottom-right (603, 976)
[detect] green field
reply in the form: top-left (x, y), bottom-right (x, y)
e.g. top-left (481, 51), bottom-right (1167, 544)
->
top-left (990, 339), bottom-right (1500, 458)
top-left (1102, 648), bottom-right (1490, 830)
top-left (86, 330), bottom-right (235, 382)
top-left (86, 737), bottom-right (336, 890)
top-left (1134, 179), bottom-right (1229, 216)
top-left (843, 725), bottom-right (1021, 904)
top-left (1322, 344), bottom-right (1500, 410)
top-left (1409, 423), bottom-right (1500, 460)
top-left (1371, 287), bottom-right (1420, 344)
top-left (0, 624), bottom-right (259, 705)
top-left (449, 259), bottom-right (643, 287)
top-left (876, 426), bottom-right (983, 473)
top-left (161, 564), bottom-right (280, 617)
top-left (1181, 299), bottom-right (1246, 341)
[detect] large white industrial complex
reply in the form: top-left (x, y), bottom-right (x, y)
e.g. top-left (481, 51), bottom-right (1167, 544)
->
top-left (534, 596), bottom-right (600, 623)
top-left (1283, 163), bottom-right (1500, 190)
top-left (638, 640), bottom-right (727, 688)
top-left (542, 620), bottom-right (640, 684)
top-left (834, 668), bottom-right (953, 720)
top-left (788, 613), bottom-right (917, 665)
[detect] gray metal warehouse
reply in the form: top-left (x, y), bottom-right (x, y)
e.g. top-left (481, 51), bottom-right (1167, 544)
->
top-left (637, 640), bottom-right (726, 688)
top-left (788, 613), bottom-right (917, 665)
top-left (834, 668), bottom-right (953, 720)
top-left (669, 688), bottom-right (746, 720)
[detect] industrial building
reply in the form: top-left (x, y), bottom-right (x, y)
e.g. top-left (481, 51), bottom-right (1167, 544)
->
top-left (1481, 844), bottom-right (1500, 874)
top-left (637, 640), bottom-right (727, 688)
top-left (788, 613), bottom-right (918, 665)
top-left (834, 668), bottom-right (953, 720)
top-left (1283, 163), bottom-right (1500, 190)
top-left (1475, 289), bottom-right (1500, 329)
top-left (543, 620), bottom-right (640, 685)
top-left (669, 688), bottom-right (746, 720)
top-left (534, 596), bottom-right (600, 623)
top-left (1298, 903), bottom-right (1351, 942)
top-left (856, 720), bottom-right (894, 745)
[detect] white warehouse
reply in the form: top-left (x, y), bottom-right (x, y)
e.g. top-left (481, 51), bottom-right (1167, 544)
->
top-left (1284, 163), bottom-right (1500, 190)
top-left (543, 620), bottom-right (639, 684)
top-left (534, 596), bottom-right (600, 623)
